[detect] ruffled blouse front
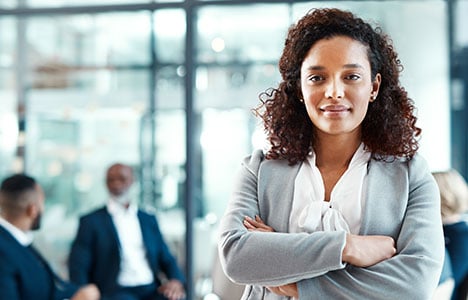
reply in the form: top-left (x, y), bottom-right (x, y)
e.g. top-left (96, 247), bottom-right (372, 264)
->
top-left (289, 143), bottom-right (371, 234)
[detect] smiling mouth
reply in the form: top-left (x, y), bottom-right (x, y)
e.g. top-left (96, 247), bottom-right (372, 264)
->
top-left (319, 105), bottom-right (351, 113)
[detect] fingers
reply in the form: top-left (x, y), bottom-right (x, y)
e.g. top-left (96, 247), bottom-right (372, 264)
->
top-left (267, 283), bottom-right (298, 297)
top-left (343, 234), bottom-right (397, 267)
top-left (164, 290), bottom-right (185, 300)
top-left (158, 280), bottom-right (186, 300)
top-left (161, 289), bottom-right (185, 300)
top-left (243, 216), bottom-right (257, 230)
top-left (243, 215), bottom-right (275, 232)
top-left (254, 215), bottom-right (265, 224)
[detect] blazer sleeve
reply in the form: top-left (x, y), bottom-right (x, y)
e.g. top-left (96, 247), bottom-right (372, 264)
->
top-left (0, 260), bottom-right (20, 300)
top-left (218, 150), bottom-right (348, 286)
top-left (68, 216), bottom-right (93, 285)
top-left (296, 155), bottom-right (445, 299)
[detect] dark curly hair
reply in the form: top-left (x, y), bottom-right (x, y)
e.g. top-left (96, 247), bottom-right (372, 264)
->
top-left (255, 8), bottom-right (421, 165)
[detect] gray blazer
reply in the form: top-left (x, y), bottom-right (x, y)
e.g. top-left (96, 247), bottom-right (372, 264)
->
top-left (218, 150), bottom-right (444, 300)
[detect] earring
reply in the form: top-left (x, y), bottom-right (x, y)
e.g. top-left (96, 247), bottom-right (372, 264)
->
top-left (299, 98), bottom-right (304, 103)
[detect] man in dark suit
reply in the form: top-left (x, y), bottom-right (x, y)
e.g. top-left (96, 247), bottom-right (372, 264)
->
top-left (68, 163), bottom-right (185, 300)
top-left (0, 174), bottom-right (100, 300)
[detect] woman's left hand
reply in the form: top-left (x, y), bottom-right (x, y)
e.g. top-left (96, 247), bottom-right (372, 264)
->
top-left (243, 215), bottom-right (275, 232)
top-left (268, 283), bottom-right (299, 298)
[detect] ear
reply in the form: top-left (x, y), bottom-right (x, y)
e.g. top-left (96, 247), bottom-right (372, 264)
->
top-left (295, 81), bottom-right (303, 101)
top-left (25, 202), bottom-right (39, 219)
top-left (371, 73), bottom-right (382, 99)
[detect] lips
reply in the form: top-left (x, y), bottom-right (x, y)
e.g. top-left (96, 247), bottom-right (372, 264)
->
top-left (319, 104), bottom-right (350, 112)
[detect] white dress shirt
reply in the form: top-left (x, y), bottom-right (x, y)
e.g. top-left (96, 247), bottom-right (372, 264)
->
top-left (0, 216), bottom-right (33, 246)
top-left (107, 200), bottom-right (154, 287)
top-left (289, 143), bottom-right (371, 234)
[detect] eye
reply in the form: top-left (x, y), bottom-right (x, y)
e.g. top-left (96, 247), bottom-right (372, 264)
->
top-left (308, 75), bottom-right (324, 82)
top-left (345, 74), bottom-right (361, 80)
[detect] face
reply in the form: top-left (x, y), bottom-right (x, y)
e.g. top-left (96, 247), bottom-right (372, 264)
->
top-left (300, 35), bottom-right (381, 139)
top-left (106, 164), bottom-right (133, 197)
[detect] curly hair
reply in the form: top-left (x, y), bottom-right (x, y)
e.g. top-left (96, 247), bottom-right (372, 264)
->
top-left (255, 8), bottom-right (421, 165)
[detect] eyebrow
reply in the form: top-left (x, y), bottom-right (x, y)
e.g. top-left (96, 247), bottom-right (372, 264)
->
top-left (306, 63), bottom-right (365, 71)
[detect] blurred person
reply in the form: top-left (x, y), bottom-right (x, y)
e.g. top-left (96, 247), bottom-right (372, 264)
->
top-left (68, 163), bottom-right (185, 300)
top-left (0, 174), bottom-right (100, 300)
top-left (433, 169), bottom-right (468, 300)
top-left (218, 8), bottom-right (444, 299)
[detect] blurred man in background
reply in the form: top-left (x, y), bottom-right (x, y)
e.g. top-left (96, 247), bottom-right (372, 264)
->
top-left (69, 163), bottom-right (185, 300)
top-left (0, 173), bottom-right (100, 300)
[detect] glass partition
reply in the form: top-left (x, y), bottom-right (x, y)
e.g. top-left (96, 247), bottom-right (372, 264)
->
top-left (196, 4), bottom-right (288, 64)
top-left (452, 0), bottom-right (468, 175)
top-left (0, 0), bottom-right (16, 8)
top-left (27, 12), bottom-right (151, 66)
top-left (21, 5), bottom-right (188, 281)
top-left (195, 3), bottom-right (288, 217)
top-left (26, 0), bottom-right (150, 7)
top-left (152, 8), bottom-right (187, 272)
top-left (154, 9), bottom-right (186, 64)
top-left (0, 17), bottom-right (18, 179)
top-left (193, 4), bottom-right (289, 297)
top-left (24, 12), bottom-right (152, 276)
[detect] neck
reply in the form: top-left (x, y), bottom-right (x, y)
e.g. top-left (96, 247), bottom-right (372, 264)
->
top-left (111, 198), bottom-right (130, 210)
top-left (0, 213), bottom-right (31, 232)
top-left (313, 133), bottom-right (361, 169)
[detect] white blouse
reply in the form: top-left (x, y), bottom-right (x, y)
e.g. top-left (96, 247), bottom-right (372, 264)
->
top-left (289, 143), bottom-right (371, 234)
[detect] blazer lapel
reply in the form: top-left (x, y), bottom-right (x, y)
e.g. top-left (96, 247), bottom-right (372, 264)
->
top-left (137, 212), bottom-right (152, 253)
top-left (258, 159), bottom-right (302, 233)
top-left (359, 158), bottom-right (407, 237)
top-left (101, 208), bottom-right (122, 250)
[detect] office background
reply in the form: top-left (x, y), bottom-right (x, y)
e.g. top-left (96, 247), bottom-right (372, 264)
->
top-left (0, 0), bottom-right (467, 299)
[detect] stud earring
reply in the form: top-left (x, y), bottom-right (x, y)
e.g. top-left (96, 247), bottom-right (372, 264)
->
top-left (299, 98), bottom-right (304, 103)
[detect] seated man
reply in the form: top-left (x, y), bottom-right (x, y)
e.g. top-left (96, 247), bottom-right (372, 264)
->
top-left (0, 174), bottom-right (100, 300)
top-left (68, 163), bottom-right (185, 300)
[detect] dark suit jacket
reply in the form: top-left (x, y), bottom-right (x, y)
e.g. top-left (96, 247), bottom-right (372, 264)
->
top-left (68, 207), bottom-right (185, 296)
top-left (444, 219), bottom-right (468, 300)
top-left (0, 226), bottom-right (77, 300)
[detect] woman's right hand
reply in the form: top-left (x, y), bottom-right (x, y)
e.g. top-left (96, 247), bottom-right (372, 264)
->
top-left (342, 234), bottom-right (396, 267)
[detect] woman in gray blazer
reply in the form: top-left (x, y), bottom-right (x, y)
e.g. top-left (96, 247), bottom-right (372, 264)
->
top-left (218, 8), bottom-right (444, 300)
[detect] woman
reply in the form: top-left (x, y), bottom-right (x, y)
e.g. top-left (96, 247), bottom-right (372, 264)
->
top-left (218, 8), bottom-right (444, 299)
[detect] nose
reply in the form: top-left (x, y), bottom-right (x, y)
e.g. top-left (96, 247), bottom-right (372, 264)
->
top-left (324, 79), bottom-right (344, 100)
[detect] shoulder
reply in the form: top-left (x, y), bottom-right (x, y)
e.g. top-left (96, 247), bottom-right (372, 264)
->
top-left (80, 206), bottom-right (108, 222)
top-left (370, 153), bottom-right (436, 191)
top-left (137, 209), bottom-right (159, 227)
top-left (0, 229), bottom-right (24, 264)
top-left (370, 153), bottom-right (430, 174)
top-left (0, 228), bottom-right (15, 251)
top-left (241, 149), bottom-right (265, 169)
top-left (137, 209), bottom-right (155, 219)
top-left (241, 149), bottom-right (295, 175)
